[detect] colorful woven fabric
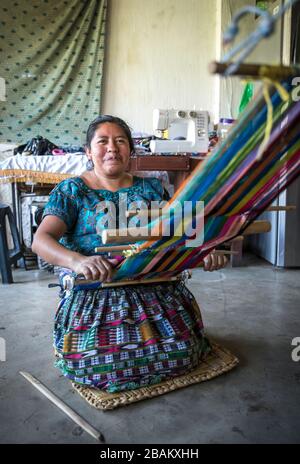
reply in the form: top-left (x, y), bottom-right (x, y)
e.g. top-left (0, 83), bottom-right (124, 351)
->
top-left (54, 281), bottom-right (211, 392)
top-left (45, 178), bottom-right (210, 392)
top-left (113, 77), bottom-right (300, 282)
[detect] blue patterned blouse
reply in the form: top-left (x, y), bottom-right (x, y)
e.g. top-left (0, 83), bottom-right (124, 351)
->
top-left (42, 176), bottom-right (169, 255)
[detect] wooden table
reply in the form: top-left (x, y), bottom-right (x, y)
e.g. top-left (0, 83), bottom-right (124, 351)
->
top-left (130, 155), bottom-right (203, 192)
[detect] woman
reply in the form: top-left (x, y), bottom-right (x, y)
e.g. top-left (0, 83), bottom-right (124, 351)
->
top-left (32, 115), bottom-right (227, 393)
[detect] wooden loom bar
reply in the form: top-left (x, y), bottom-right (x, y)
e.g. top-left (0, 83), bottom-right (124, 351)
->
top-left (125, 205), bottom-right (296, 219)
top-left (97, 276), bottom-right (178, 287)
top-left (125, 209), bottom-right (162, 218)
top-left (107, 250), bottom-right (238, 257)
top-left (95, 245), bottom-right (238, 255)
top-left (95, 245), bottom-right (133, 253)
top-left (209, 61), bottom-right (300, 79)
top-left (242, 220), bottom-right (271, 235)
top-left (74, 275), bottom-right (181, 287)
top-left (265, 205), bottom-right (296, 212)
top-left (75, 251), bottom-right (238, 288)
top-left (101, 227), bottom-right (163, 244)
top-left (101, 219), bottom-right (272, 245)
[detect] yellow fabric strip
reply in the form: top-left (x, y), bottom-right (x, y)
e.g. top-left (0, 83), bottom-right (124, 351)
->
top-left (256, 78), bottom-right (290, 160)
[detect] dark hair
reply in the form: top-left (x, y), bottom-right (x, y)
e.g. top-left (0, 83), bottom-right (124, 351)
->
top-left (85, 115), bottom-right (135, 152)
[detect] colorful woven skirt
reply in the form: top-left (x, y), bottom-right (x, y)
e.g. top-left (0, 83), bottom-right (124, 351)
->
top-left (54, 281), bottom-right (211, 393)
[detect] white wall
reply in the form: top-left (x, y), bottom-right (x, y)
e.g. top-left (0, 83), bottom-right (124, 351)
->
top-left (102, 0), bottom-right (220, 133)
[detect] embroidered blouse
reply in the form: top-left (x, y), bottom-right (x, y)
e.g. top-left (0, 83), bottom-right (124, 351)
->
top-left (42, 176), bottom-right (169, 255)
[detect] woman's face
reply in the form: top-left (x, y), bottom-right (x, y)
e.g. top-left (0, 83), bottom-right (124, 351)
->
top-left (86, 122), bottom-right (131, 177)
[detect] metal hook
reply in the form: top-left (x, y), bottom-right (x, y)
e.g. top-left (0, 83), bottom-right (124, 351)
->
top-left (221, 0), bottom-right (300, 76)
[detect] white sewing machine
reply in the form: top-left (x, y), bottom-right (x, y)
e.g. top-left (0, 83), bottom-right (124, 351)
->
top-left (149, 109), bottom-right (209, 154)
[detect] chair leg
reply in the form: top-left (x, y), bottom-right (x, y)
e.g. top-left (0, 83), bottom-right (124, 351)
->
top-left (0, 226), bottom-right (13, 284)
top-left (8, 206), bottom-right (25, 270)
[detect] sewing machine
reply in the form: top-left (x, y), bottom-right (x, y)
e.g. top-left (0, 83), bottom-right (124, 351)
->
top-left (149, 109), bottom-right (209, 154)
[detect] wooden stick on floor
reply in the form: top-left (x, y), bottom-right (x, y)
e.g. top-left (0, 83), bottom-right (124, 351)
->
top-left (19, 371), bottom-right (105, 443)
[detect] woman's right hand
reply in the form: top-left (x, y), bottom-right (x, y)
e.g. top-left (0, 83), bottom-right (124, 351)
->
top-left (72, 255), bottom-right (119, 282)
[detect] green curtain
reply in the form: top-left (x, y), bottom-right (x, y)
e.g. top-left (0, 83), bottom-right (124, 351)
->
top-left (0, 0), bottom-right (107, 146)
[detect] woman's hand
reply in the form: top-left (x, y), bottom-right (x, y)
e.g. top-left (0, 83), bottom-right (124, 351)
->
top-left (72, 255), bottom-right (119, 282)
top-left (203, 251), bottom-right (228, 272)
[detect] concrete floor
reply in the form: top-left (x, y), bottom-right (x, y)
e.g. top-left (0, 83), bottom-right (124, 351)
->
top-left (0, 253), bottom-right (300, 444)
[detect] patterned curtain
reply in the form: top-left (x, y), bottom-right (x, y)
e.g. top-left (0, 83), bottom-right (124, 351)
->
top-left (0, 0), bottom-right (107, 146)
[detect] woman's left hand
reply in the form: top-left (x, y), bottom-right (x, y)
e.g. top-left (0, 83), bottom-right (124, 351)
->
top-left (203, 251), bottom-right (228, 272)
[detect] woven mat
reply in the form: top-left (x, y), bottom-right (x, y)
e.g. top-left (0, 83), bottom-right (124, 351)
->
top-left (72, 343), bottom-right (238, 410)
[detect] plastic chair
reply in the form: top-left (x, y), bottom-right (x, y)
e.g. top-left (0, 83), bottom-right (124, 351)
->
top-left (0, 203), bottom-right (24, 284)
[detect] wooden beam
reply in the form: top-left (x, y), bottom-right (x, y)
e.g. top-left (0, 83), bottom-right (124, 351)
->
top-left (209, 61), bottom-right (300, 79)
top-left (125, 205), bottom-right (296, 218)
top-left (101, 219), bottom-right (272, 246)
top-left (266, 205), bottom-right (296, 212)
top-left (95, 245), bottom-right (134, 253)
top-left (101, 227), bottom-right (163, 244)
top-left (243, 220), bottom-right (271, 235)
top-left (125, 209), bottom-right (162, 218)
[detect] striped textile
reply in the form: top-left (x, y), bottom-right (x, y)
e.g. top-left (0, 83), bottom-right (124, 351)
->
top-left (113, 77), bottom-right (300, 282)
top-left (54, 281), bottom-right (211, 392)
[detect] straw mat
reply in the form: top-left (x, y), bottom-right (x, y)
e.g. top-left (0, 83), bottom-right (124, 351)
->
top-left (72, 343), bottom-right (238, 410)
